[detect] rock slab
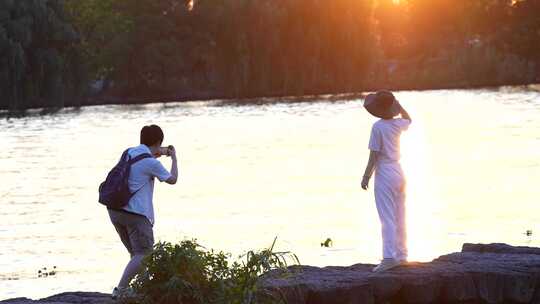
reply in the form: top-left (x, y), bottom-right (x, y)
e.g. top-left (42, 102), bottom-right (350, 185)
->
top-left (262, 243), bottom-right (540, 304)
top-left (0, 292), bottom-right (113, 304)
top-left (4, 243), bottom-right (540, 304)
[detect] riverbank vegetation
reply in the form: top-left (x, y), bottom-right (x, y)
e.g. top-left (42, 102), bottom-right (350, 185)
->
top-left (0, 0), bottom-right (86, 110)
top-left (126, 239), bottom-right (298, 304)
top-left (2, 0), bottom-right (539, 110)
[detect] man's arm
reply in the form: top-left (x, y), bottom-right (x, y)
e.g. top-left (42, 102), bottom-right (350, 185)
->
top-left (361, 150), bottom-right (378, 190)
top-left (165, 146), bottom-right (178, 185)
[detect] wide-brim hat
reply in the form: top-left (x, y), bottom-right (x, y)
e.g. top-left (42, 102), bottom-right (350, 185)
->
top-left (363, 90), bottom-right (400, 119)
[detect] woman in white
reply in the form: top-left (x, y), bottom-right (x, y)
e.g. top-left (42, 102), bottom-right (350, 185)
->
top-left (361, 90), bottom-right (412, 272)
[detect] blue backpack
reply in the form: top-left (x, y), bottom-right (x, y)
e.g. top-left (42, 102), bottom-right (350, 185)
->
top-left (98, 149), bottom-right (153, 209)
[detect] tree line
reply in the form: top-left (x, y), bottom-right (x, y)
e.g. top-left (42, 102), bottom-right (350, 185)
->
top-left (2, 0), bottom-right (539, 110)
top-left (0, 0), bottom-right (86, 110)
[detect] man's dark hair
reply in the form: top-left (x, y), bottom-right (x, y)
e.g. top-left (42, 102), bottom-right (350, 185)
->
top-left (140, 125), bottom-right (164, 147)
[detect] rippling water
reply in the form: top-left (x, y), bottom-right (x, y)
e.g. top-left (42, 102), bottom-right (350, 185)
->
top-left (1, 87), bottom-right (540, 300)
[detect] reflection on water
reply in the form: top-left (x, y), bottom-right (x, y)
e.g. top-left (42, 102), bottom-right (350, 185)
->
top-left (1, 87), bottom-right (540, 299)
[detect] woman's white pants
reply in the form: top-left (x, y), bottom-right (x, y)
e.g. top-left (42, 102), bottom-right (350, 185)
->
top-left (374, 161), bottom-right (407, 261)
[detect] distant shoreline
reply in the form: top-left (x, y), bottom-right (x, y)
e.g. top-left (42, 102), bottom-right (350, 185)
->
top-left (2, 82), bottom-right (540, 115)
top-left (84, 80), bottom-right (540, 107)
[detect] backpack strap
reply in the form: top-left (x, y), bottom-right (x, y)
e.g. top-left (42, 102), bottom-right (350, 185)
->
top-left (120, 149), bottom-right (130, 162)
top-left (128, 153), bottom-right (153, 165)
top-left (127, 152), bottom-right (154, 198)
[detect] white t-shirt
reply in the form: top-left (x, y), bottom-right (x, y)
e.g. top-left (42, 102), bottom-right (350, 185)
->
top-left (368, 118), bottom-right (411, 163)
top-left (123, 144), bottom-right (172, 225)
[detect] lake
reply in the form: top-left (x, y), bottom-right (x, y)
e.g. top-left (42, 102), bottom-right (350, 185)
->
top-left (1, 87), bottom-right (540, 300)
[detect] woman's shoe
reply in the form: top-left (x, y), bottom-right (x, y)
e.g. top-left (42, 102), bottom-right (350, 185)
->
top-left (372, 258), bottom-right (402, 273)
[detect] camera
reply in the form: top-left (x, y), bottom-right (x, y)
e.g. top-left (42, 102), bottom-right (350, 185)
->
top-left (159, 147), bottom-right (170, 156)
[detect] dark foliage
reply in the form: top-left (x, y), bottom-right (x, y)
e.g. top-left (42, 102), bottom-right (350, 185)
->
top-left (0, 0), bottom-right (86, 110)
top-left (3, 0), bottom-right (540, 110)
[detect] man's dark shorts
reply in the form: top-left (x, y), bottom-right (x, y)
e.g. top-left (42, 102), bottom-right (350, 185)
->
top-left (108, 209), bottom-right (154, 256)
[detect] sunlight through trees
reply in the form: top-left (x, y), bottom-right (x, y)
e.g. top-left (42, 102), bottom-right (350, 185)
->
top-left (1, 0), bottom-right (539, 110)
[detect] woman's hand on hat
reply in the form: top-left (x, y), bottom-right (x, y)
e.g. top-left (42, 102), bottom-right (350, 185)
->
top-left (395, 100), bottom-right (403, 111)
top-left (396, 101), bottom-right (412, 121)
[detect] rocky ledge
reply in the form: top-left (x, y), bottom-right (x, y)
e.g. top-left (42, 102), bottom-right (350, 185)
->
top-left (263, 243), bottom-right (540, 304)
top-left (0, 292), bottom-right (113, 304)
top-left (3, 243), bottom-right (540, 304)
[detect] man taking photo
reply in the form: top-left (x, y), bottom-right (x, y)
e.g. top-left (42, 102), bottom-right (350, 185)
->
top-left (104, 124), bottom-right (178, 299)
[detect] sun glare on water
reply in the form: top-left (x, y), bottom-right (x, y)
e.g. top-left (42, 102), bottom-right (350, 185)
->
top-left (400, 119), bottom-right (442, 262)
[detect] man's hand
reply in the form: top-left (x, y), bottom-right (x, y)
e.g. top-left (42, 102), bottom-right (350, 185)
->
top-left (361, 176), bottom-right (370, 190)
top-left (165, 145), bottom-right (178, 185)
top-left (168, 145), bottom-right (177, 159)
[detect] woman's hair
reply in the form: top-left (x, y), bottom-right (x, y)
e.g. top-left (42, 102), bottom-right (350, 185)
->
top-left (140, 125), bottom-right (164, 147)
